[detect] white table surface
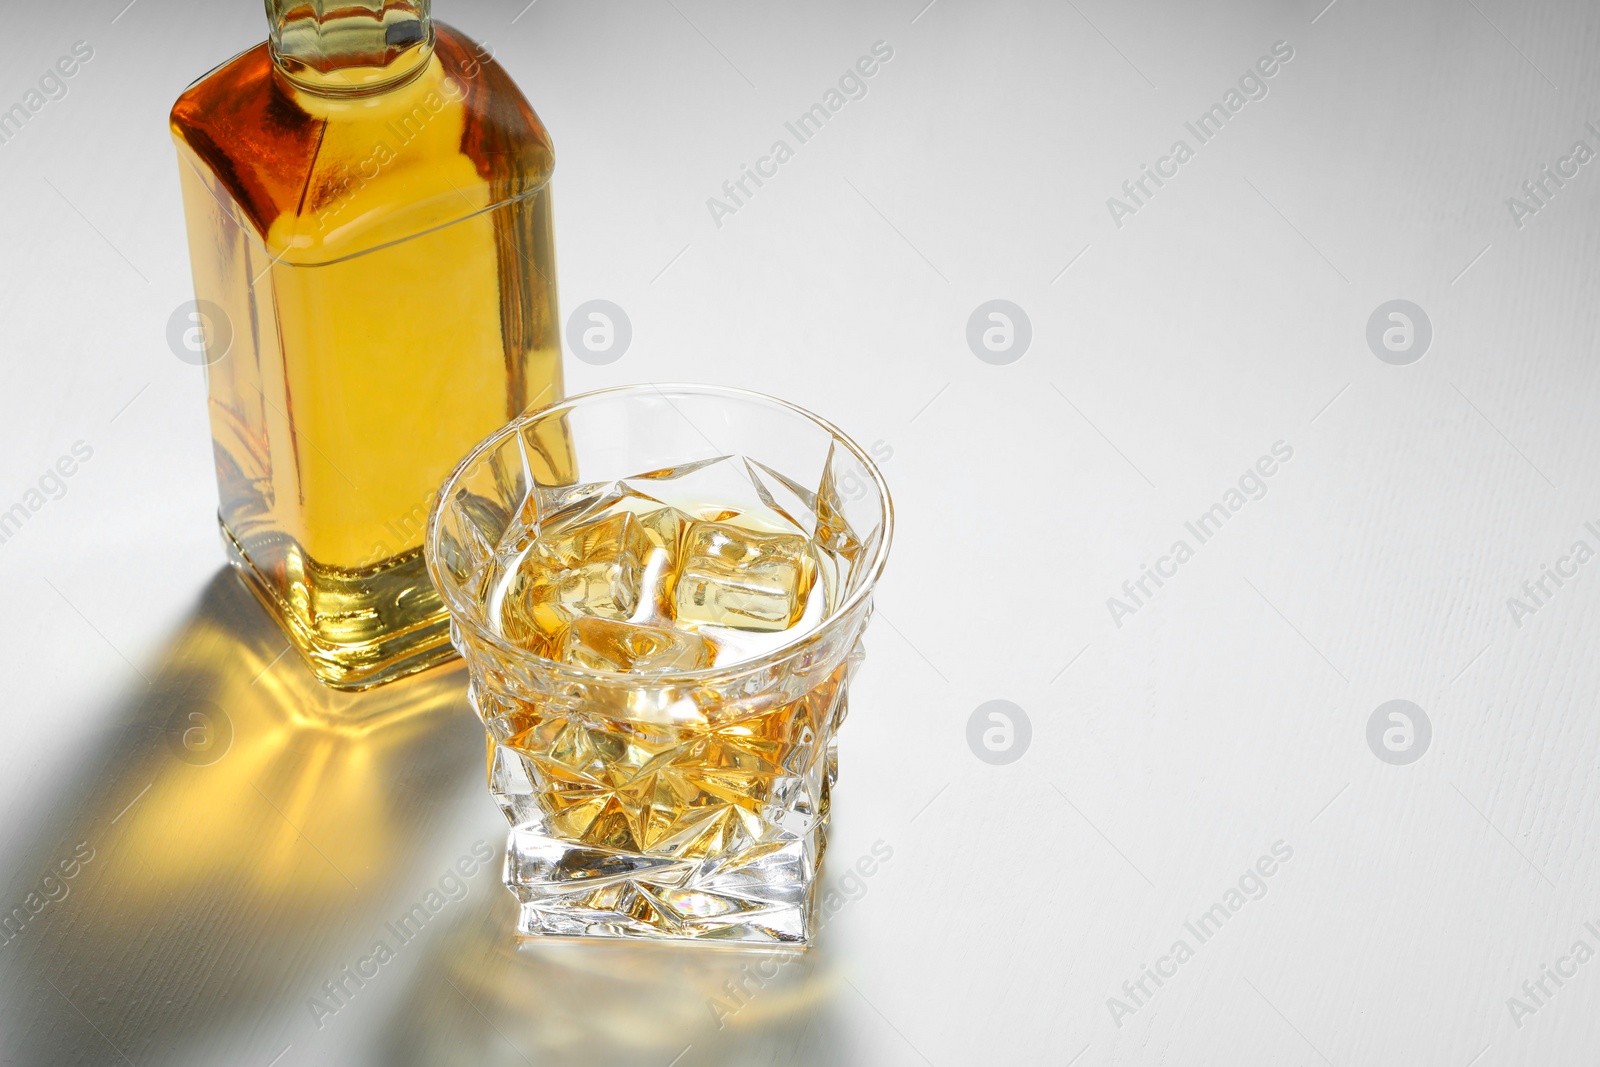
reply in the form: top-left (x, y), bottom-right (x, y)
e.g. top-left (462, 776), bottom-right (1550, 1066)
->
top-left (3, 0), bottom-right (1598, 1063)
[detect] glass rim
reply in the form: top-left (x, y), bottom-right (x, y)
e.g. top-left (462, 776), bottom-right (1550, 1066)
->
top-left (424, 382), bottom-right (895, 685)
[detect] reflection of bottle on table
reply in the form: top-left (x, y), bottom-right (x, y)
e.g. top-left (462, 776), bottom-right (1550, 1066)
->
top-left (0, 570), bottom-right (484, 1066)
top-left (170, 0), bottom-right (565, 688)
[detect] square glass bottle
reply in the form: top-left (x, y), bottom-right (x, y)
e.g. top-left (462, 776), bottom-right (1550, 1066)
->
top-left (170, 0), bottom-right (566, 689)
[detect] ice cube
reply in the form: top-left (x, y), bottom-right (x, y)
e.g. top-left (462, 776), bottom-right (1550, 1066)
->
top-left (619, 506), bottom-right (689, 623)
top-left (519, 511), bottom-right (651, 621)
top-left (496, 587), bottom-right (573, 655)
top-left (635, 505), bottom-right (692, 563)
top-left (673, 521), bottom-right (816, 632)
top-left (561, 616), bottom-right (715, 673)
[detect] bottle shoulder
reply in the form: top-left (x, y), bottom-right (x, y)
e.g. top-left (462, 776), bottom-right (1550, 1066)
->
top-left (170, 24), bottom-right (554, 264)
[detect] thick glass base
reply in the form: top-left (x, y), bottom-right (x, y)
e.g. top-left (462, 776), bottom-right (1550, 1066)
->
top-left (221, 519), bottom-right (458, 690)
top-left (503, 823), bottom-right (824, 946)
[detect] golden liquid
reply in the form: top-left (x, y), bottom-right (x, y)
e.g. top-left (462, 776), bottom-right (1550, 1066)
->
top-left (171, 25), bottom-right (564, 689)
top-left (496, 661), bottom-right (844, 868)
top-left (480, 488), bottom-right (847, 878)
top-left (487, 495), bottom-right (835, 670)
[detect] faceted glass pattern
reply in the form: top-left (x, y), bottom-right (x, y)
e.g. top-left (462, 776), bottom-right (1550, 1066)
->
top-left (426, 386), bottom-right (892, 946)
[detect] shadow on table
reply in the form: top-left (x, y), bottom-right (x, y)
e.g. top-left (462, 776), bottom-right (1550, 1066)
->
top-left (1, 568), bottom-right (860, 1066)
top-left (0, 568), bottom-right (484, 1066)
top-left (376, 889), bottom-right (853, 1066)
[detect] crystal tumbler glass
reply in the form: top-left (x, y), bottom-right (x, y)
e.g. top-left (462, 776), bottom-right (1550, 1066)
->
top-left (426, 384), bottom-right (893, 946)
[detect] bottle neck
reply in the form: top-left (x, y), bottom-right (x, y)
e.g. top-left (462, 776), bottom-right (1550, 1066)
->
top-left (266, 0), bottom-right (435, 95)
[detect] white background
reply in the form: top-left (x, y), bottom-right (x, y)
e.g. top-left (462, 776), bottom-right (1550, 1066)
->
top-left (2, 0), bottom-right (1599, 1063)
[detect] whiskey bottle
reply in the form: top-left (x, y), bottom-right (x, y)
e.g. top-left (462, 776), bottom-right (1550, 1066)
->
top-left (170, 0), bottom-right (563, 689)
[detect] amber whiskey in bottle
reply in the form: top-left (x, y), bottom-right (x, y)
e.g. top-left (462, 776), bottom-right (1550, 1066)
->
top-left (170, 0), bottom-right (564, 689)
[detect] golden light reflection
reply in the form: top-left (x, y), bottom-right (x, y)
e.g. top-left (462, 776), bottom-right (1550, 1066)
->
top-left (0, 569), bottom-right (854, 1065)
top-left (0, 569), bottom-right (484, 1065)
top-left (108, 570), bottom-right (477, 901)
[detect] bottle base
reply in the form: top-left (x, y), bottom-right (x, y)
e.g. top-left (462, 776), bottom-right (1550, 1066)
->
top-left (220, 519), bottom-right (458, 691)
